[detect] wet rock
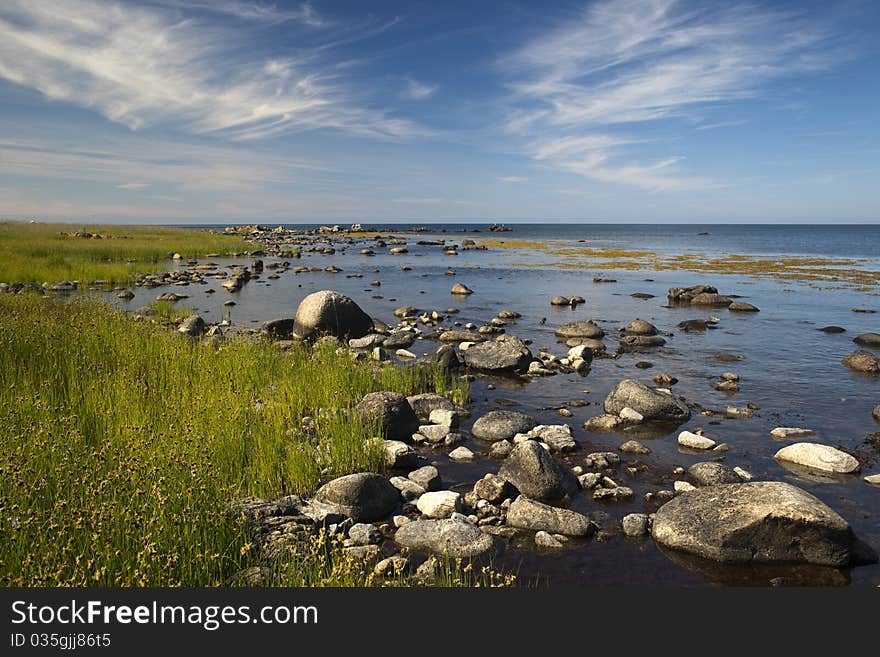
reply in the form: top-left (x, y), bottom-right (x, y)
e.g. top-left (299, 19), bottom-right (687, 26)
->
top-left (406, 393), bottom-right (456, 421)
top-left (688, 462), bottom-right (741, 486)
top-left (678, 431), bottom-right (717, 450)
top-left (462, 334), bottom-right (533, 372)
top-left (619, 335), bottom-right (666, 351)
top-left (623, 319), bottom-right (658, 335)
top-left (416, 491), bottom-right (462, 519)
top-left (450, 283), bottom-right (474, 295)
top-left (819, 326), bottom-right (846, 333)
top-left (621, 513), bottom-right (650, 537)
top-left (534, 531), bottom-right (565, 549)
top-left (313, 473), bottom-right (399, 522)
top-left (770, 427), bottom-right (815, 440)
top-left (471, 410), bottom-right (536, 442)
top-left (555, 320), bottom-right (604, 339)
top-left (619, 440), bottom-right (651, 454)
top-left (293, 290), bottom-right (373, 341)
top-left (506, 496), bottom-right (594, 536)
top-left (355, 391), bottom-right (419, 442)
top-left (498, 441), bottom-right (579, 501)
top-left (728, 302), bottom-right (760, 312)
top-left (842, 349), bottom-right (880, 374)
top-left (690, 292), bottom-right (733, 306)
top-left (404, 466), bottom-right (440, 493)
top-left (668, 285), bottom-right (720, 305)
top-left (678, 319), bottom-right (710, 332)
top-left (865, 474), bottom-right (880, 486)
top-left (652, 372), bottom-right (678, 387)
top-left (853, 332), bottom-right (880, 347)
top-left (774, 443), bottom-right (860, 474)
top-left (394, 518), bottom-right (494, 557)
top-left (383, 440), bottom-right (418, 470)
top-left (604, 379), bottom-right (690, 423)
top-left (593, 486), bottom-right (634, 501)
top-left (651, 481), bottom-right (857, 566)
top-left (177, 314), bottom-right (206, 336)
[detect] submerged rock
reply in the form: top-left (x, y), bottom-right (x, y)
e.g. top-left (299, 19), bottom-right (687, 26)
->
top-left (293, 290), bottom-right (373, 340)
top-left (770, 427), bottom-right (815, 440)
top-left (603, 379), bottom-right (690, 423)
top-left (651, 482), bottom-right (857, 566)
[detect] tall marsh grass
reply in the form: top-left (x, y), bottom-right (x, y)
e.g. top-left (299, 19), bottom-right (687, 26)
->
top-left (0, 221), bottom-right (251, 286)
top-left (0, 295), bottom-right (469, 586)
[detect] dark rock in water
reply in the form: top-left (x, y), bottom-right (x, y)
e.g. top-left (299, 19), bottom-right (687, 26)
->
top-left (678, 319), bottom-right (710, 332)
top-left (463, 335), bottom-right (533, 372)
top-left (313, 473), bottom-right (399, 522)
top-left (688, 462), bottom-right (742, 486)
top-left (690, 292), bottom-right (733, 306)
top-left (355, 391), bottom-right (419, 442)
top-left (450, 282), bottom-right (473, 295)
top-left (852, 308), bottom-right (876, 314)
top-left (498, 441), bottom-right (579, 501)
top-left (853, 332), bottom-right (880, 348)
top-left (667, 285), bottom-right (718, 305)
top-left (438, 330), bottom-right (486, 343)
top-left (471, 410), bottom-right (536, 441)
top-left (293, 290), bottom-right (373, 340)
top-left (623, 319), bottom-right (658, 335)
top-left (819, 326), bottom-right (846, 333)
top-left (631, 292), bottom-right (655, 300)
top-left (555, 320), bottom-right (604, 339)
top-left (433, 344), bottom-right (463, 370)
top-left (394, 306), bottom-right (419, 318)
top-left (550, 295), bottom-right (571, 306)
top-left (383, 331), bottom-right (415, 350)
top-left (506, 496), bottom-right (594, 537)
top-left (842, 349), bottom-right (880, 374)
top-left (603, 379), bottom-right (690, 423)
top-left (406, 393), bottom-right (455, 421)
top-left (618, 335), bottom-right (666, 351)
top-left (394, 518), bottom-right (494, 557)
top-left (653, 372), bottom-right (678, 387)
top-left (728, 301), bottom-right (760, 312)
top-left (178, 315), bottom-right (206, 337)
top-left (651, 482), bottom-right (858, 566)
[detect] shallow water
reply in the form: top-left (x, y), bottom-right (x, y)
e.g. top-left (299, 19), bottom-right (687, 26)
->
top-left (107, 224), bottom-right (880, 586)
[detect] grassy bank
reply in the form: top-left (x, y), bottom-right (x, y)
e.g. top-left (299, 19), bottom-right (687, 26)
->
top-left (0, 221), bottom-right (252, 286)
top-left (0, 295), bottom-right (471, 586)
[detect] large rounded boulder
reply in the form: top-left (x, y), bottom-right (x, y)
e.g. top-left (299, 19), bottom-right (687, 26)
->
top-left (842, 349), bottom-right (880, 374)
top-left (555, 320), bottom-right (604, 339)
top-left (462, 335), bottom-right (533, 372)
top-left (313, 473), bottom-right (399, 522)
top-left (497, 441), bottom-right (579, 500)
top-left (293, 290), bottom-right (374, 341)
top-left (603, 379), bottom-right (690, 423)
top-left (394, 518), bottom-right (494, 558)
top-left (355, 391), bottom-right (420, 442)
top-left (651, 481), bottom-right (856, 566)
top-left (471, 410), bottom-right (536, 442)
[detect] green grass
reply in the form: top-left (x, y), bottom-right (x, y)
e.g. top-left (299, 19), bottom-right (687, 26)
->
top-left (0, 294), bottom-right (472, 587)
top-left (0, 221), bottom-right (253, 286)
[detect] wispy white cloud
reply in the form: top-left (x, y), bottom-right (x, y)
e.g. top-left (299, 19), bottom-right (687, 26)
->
top-left (391, 197), bottom-right (477, 205)
top-left (503, 0), bottom-right (845, 191)
top-left (403, 78), bottom-right (438, 101)
top-left (498, 176), bottom-right (528, 183)
top-left (115, 182), bottom-right (151, 190)
top-left (0, 0), bottom-right (421, 140)
top-left (150, 1), bottom-right (324, 26)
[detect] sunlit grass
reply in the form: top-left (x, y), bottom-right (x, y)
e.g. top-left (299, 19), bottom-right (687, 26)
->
top-left (0, 221), bottom-right (252, 286)
top-left (0, 294), bottom-right (471, 587)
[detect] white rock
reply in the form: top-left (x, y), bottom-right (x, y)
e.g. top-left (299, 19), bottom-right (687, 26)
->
top-left (619, 407), bottom-right (644, 423)
top-left (459, 341), bottom-right (475, 351)
top-left (416, 491), bottom-right (462, 519)
top-left (418, 424), bottom-right (450, 443)
top-left (774, 442), bottom-right (860, 474)
top-left (674, 480), bottom-right (697, 493)
top-left (733, 466), bottom-right (753, 481)
top-left (429, 409), bottom-right (460, 430)
top-left (392, 515), bottom-right (411, 528)
top-left (770, 427), bottom-right (816, 440)
top-left (448, 446), bottom-right (474, 461)
top-left (567, 345), bottom-right (591, 360)
top-left (678, 431), bottom-right (717, 450)
top-left (396, 349), bottom-right (416, 359)
top-left (864, 474), bottom-right (880, 486)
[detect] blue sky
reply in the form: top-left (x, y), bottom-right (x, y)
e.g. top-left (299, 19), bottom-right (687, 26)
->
top-left (0, 0), bottom-right (878, 223)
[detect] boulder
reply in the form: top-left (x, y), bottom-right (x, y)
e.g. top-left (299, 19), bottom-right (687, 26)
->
top-left (774, 443), bottom-right (860, 474)
top-left (678, 431), bottom-right (716, 450)
top-left (383, 440), bottom-right (418, 470)
top-left (687, 462), bottom-right (741, 486)
top-left (355, 392), bottom-right (419, 442)
top-left (313, 473), bottom-right (399, 522)
top-left (416, 491), bottom-right (462, 519)
top-left (651, 482), bottom-right (857, 566)
top-left (450, 283), bottom-right (473, 295)
top-left (728, 302), bottom-right (759, 312)
top-left (349, 334), bottom-right (387, 350)
top-left (667, 285), bottom-right (718, 305)
top-left (514, 424), bottom-right (577, 453)
top-left (603, 379), bottom-right (690, 423)
top-left (621, 513), bottom-right (650, 537)
top-left (555, 320), bottom-right (604, 339)
top-left (623, 319), bottom-right (658, 335)
top-left (498, 441), bottom-right (579, 501)
top-left (177, 315), bottom-right (206, 337)
top-left (462, 335), bottom-right (533, 372)
top-left (506, 496), bottom-right (593, 537)
top-left (471, 410), bottom-right (536, 442)
top-left (383, 332), bottom-right (416, 350)
top-left (394, 518), bottom-right (495, 557)
top-left (261, 318), bottom-right (295, 339)
top-left (853, 332), bottom-right (880, 347)
top-left (408, 466), bottom-right (441, 492)
top-left (842, 349), bottom-right (880, 374)
top-left (618, 335), bottom-right (666, 351)
top-left (770, 427), bottom-right (815, 440)
top-left (406, 393), bottom-right (456, 422)
top-left (293, 290), bottom-right (373, 341)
